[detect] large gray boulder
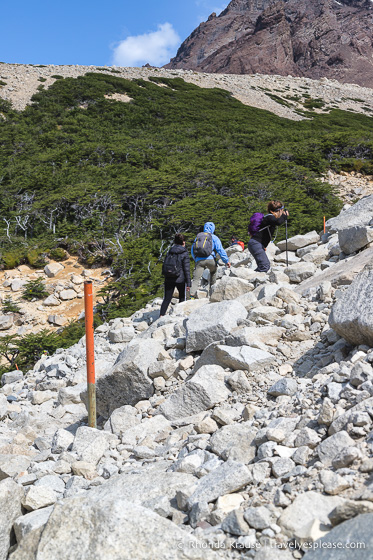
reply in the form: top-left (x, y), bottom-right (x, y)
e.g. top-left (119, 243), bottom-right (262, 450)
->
top-left (0, 455), bottom-right (31, 480)
top-left (159, 365), bottom-right (230, 421)
top-left (210, 423), bottom-right (257, 463)
top-left (0, 314), bottom-right (13, 331)
top-left (226, 326), bottom-right (285, 347)
top-left (295, 246), bottom-right (373, 295)
top-left (210, 277), bottom-right (254, 302)
top-left (214, 345), bottom-right (274, 372)
top-left (1, 370), bottom-right (23, 386)
top-left (71, 427), bottom-right (110, 465)
top-left (92, 470), bottom-right (196, 509)
top-left (329, 263), bottom-right (373, 346)
top-left (302, 513), bottom-right (373, 559)
top-left (326, 194), bottom-right (373, 233)
top-left (278, 491), bottom-right (344, 538)
top-left (9, 492), bottom-right (217, 560)
top-left (104, 405), bottom-right (140, 436)
top-left (284, 262), bottom-right (317, 283)
top-left (0, 395), bottom-right (7, 420)
top-left (93, 339), bottom-right (163, 416)
top-left (44, 262), bottom-right (64, 277)
top-left (316, 431), bottom-right (355, 466)
top-left (277, 231), bottom-right (319, 251)
top-left (0, 478), bottom-right (23, 560)
top-left (185, 300), bottom-right (247, 353)
top-left (187, 460), bottom-right (251, 507)
top-left (338, 225), bottom-right (373, 255)
top-left (14, 507), bottom-right (53, 543)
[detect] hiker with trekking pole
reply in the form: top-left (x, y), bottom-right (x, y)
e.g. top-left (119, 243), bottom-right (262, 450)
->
top-left (247, 201), bottom-right (289, 272)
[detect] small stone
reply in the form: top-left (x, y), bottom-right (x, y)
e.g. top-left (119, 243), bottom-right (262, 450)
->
top-left (216, 493), bottom-right (244, 514)
top-left (268, 378), bottom-right (297, 397)
top-left (332, 447), bottom-right (360, 469)
top-left (153, 377), bottom-right (165, 391)
top-left (22, 486), bottom-right (57, 511)
top-left (195, 417), bottom-right (219, 434)
top-left (44, 262), bottom-right (64, 277)
top-left (319, 470), bottom-right (350, 495)
top-left (71, 461), bottom-right (98, 480)
top-left (244, 506), bottom-right (273, 530)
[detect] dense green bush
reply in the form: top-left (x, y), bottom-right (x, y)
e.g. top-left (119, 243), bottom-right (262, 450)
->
top-left (22, 278), bottom-right (49, 301)
top-left (2, 296), bottom-right (21, 314)
top-left (49, 247), bottom-right (67, 261)
top-left (26, 249), bottom-right (48, 268)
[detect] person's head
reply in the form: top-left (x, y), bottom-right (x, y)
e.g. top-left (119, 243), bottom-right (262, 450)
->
top-left (268, 200), bottom-right (284, 215)
top-left (204, 222), bottom-right (215, 234)
top-left (174, 233), bottom-right (185, 245)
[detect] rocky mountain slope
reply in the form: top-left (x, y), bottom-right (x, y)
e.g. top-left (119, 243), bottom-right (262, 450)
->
top-left (1, 63), bottom-right (373, 121)
top-left (1, 195), bottom-right (373, 558)
top-left (165, 0), bottom-right (373, 88)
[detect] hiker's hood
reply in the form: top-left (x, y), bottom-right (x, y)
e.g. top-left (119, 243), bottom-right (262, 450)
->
top-left (169, 244), bottom-right (187, 254)
top-left (204, 222), bottom-right (215, 234)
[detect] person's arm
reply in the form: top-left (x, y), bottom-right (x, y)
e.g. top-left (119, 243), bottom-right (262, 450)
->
top-left (191, 240), bottom-right (196, 261)
top-left (213, 236), bottom-right (230, 266)
top-left (183, 253), bottom-right (192, 287)
top-left (265, 213), bottom-right (287, 226)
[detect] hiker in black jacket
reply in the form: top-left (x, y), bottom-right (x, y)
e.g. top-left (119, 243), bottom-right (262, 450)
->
top-left (248, 200), bottom-right (289, 272)
top-left (160, 233), bottom-right (191, 316)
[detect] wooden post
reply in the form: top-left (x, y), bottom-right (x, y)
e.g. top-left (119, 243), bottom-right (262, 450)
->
top-left (323, 216), bottom-right (326, 234)
top-left (84, 281), bottom-right (96, 428)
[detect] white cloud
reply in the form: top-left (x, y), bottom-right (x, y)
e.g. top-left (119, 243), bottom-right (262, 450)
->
top-left (111, 23), bottom-right (181, 67)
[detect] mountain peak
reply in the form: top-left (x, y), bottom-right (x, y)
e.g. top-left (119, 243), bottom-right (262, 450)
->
top-left (165, 0), bottom-right (373, 87)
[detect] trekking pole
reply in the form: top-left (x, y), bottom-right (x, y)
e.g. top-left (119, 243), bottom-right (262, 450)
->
top-left (84, 281), bottom-right (96, 429)
top-left (285, 218), bottom-right (289, 267)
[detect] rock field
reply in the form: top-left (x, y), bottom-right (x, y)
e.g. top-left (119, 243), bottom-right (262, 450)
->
top-left (1, 195), bottom-right (373, 558)
top-left (0, 256), bottom-right (109, 337)
top-left (1, 63), bottom-right (373, 121)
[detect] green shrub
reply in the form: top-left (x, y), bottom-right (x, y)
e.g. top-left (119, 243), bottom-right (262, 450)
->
top-left (38, 77), bottom-right (47, 82)
top-left (2, 297), bottom-right (21, 314)
top-left (22, 278), bottom-right (49, 301)
top-left (0, 80), bottom-right (6, 86)
top-left (1, 250), bottom-right (24, 269)
top-left (303, 98), bottom-right (325, 110)
top-left (49, 248), bottom-right (67, 261)
top-left (51, 75), bottom-right (64, 79)
top-left (26, 249), bottom-right (48, 268)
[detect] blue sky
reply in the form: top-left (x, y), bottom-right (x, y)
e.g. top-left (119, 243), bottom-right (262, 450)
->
top-left (0, 0), bottom-right (227, 67)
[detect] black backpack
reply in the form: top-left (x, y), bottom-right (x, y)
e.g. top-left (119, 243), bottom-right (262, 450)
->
top-left (192, 232), bottom-right (213, 258)
top-left (162, 251), bottom-right (181, 278)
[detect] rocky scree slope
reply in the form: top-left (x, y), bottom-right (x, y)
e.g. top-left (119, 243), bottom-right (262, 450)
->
top-left (165, 0), bottom-right (373, 89)
top-left (1, 62), bottom-right (373, 122)
top-left (2, 197), bottom-right (373, 558)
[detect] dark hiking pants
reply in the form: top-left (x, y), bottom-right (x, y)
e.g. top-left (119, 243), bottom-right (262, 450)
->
top-left (160, 279), bottom-right (186, 315)
top-left (248, 239), bottom-right (271, 272)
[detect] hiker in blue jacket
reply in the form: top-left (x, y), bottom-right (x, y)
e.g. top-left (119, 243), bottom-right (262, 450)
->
top-left (190, 222), bottom-right (230, 297)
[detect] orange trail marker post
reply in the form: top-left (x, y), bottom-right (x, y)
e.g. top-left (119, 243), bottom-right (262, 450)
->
top-left (84, 281), bottom-right (96, 428)
top-left (323, 216), bottom-right (326, 234)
